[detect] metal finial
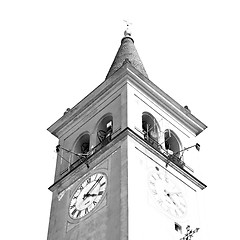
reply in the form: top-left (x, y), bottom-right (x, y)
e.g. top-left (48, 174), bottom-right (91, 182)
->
top-left (123, 20), bottom-right (132, 37)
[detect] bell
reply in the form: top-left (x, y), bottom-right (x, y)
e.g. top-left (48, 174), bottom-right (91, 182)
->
top-left (150, 130), bottom-right (158, 139)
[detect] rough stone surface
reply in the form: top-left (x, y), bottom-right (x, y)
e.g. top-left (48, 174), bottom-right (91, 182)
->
top-left (105, 37), bottom-right (148, 79)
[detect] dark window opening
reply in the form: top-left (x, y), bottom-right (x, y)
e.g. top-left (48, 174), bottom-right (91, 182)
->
top-left (96, 115), bottom-right (113, 147)
top-left (73, 133), bottom-right (90, 163)
top-left (164, 129), bottom-right (185, 168)
top-left (142, 113), bottom-right (159, 149)
top-left (164, 130), bottom-right (181, 157)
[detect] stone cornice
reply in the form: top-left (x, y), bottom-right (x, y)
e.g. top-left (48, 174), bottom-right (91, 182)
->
top-left (48, 127), bottom-right (206, 192)
top-left (124, 64), bottom-right (207, 136)
top-left (126, 127), bottom-right (207, 190)
top-left (47, 69), bottom-right (128, 138)
top-left (48, 62), bottom-right (207, 138)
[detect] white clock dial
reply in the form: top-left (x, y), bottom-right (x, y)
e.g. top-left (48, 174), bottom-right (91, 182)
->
top-left (69, 172), bottom-right (107, 219)
top-left (148, 168), bottom-right (187, 219)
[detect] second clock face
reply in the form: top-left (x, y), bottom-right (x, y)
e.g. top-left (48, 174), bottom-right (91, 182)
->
top-left (148, 168), bottom-right (187, 219)
top-left (69, 172), bottom-right (107, 220)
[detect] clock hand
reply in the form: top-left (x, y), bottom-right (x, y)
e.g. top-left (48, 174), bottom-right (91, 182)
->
top-left (164, 190), bottom-right (178, 205)
top-left (83, 193), bottom-right (98, 198)
top-left (167, 191), bottom-right (181, 196)
top-left (83, 176), bottom-right (103, 200)
top-left (164, 189), bottom-right (181, 196)
top-left (165, 193), bottom-right (185, 214)
top-left (167, 194), bottom-right (176, 204)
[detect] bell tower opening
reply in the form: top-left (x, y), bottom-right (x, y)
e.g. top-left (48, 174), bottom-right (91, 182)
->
top-left (96, 115), bottom-right (113, 147)
top-left (72, 133), bottom-right (90, 163)
top-left (164, 129), bottom-right (182, 157)
top-left (46, 28), bottom-right (207, 240)
top-left (142, 112), bottom-right (160, 149)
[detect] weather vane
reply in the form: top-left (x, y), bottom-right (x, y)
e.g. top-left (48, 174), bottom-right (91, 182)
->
top-left (123, 20), bottom-right (132, 36)
top-left (180, 225), bottom-right (200, 240)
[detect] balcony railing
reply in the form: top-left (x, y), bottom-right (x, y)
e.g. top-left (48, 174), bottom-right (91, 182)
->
top-left (59, 129), bottom-right (113, 176)
top-left (59, 127), bottom-right (186, 177)
top-left (142, 129), bottom-right (185, 168)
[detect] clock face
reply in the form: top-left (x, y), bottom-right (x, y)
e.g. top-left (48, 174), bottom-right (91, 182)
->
top-left (69, 172), bottom-right (107, 220)
top-left (148, 168), bottom-right (187, 219)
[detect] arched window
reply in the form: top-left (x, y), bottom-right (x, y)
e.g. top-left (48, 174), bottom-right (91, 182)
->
top-left (164, 130), bottom-right (182, 157)
top-left (96, 115), bottom-right (113, 146)
top-left (142, 112), bottom-right (160, 148)
top-left (72, 133), bottom-right (90, 163)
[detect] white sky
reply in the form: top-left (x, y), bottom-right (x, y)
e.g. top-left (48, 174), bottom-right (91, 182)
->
top-left (1, 1), bottom-right (240, 240)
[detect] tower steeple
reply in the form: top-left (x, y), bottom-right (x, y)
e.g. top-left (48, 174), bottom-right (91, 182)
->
top-left (46, 28), bottom-right (207, 240)
top-left (105, 27), bottom-right (148, 79)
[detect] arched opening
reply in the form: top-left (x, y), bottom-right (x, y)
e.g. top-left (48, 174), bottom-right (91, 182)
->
top-left (72, 133), bottom-right (90, 163)
top-left (142, 112), bottom-right (160, 148)
top-left (164, 130), bottom-right (182, 157)
top-left (96, 115), bottom-right (113, 146)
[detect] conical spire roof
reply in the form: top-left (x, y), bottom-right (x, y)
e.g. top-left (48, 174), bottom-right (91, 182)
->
top-left (105, 30), bottom-right (148, 79)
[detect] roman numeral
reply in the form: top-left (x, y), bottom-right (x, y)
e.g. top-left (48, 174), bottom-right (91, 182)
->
top-left (151, 175), bottom-right (157, 180)
top-left (70, 204), bottom-right (76, 209)
top-left (100, 182), bottom-right (106, 187)
top-left (76, 210), bottom-right (81, 218)
top-left (175, 209), bottom-right (179, 216)
top-left (86, 177), bottom-right (91, 184)
top-left (179, 208), bottom-right (184, 214)
top-left (72, 208), bottom-right (77, 216)
top-left (93, 201), bottom-right (97, 205)
top-left (85, 208), bottom-right (89, 214)
top-left (152, 189), bottom-right (157, 195)
top-left (72, 195), bottom-right (78, 200)
top-left (97, 176), bottom-right (103, 183)
top-left (98, 191), bottom-right (104, 195)
top-left (157, 173), bottom-right (162, 179)
top-left (180, 202), bottom-right (186, 208)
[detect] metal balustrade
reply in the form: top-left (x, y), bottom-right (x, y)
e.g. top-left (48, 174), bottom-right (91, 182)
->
top-left (141, 128), bottom-right (185, 168)
top-left (58, 127), bottom-right (186, 178)
top-left (58, 128), bottom-right (113, 176)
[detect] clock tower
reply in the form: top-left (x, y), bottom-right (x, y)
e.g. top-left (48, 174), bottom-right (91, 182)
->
top-left (46, 28), bottom-right (207, 240)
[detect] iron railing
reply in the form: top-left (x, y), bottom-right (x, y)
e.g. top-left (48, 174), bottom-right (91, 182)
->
top-left (59, 130), bottom-right (112, 175)
top-left (59, 127), bottom-right (185, 177)
top-left (142, 130), bottom-right (185, 168)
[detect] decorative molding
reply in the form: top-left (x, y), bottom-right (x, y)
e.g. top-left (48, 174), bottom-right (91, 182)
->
top-left (49, 127), bottom-right (206, 192)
